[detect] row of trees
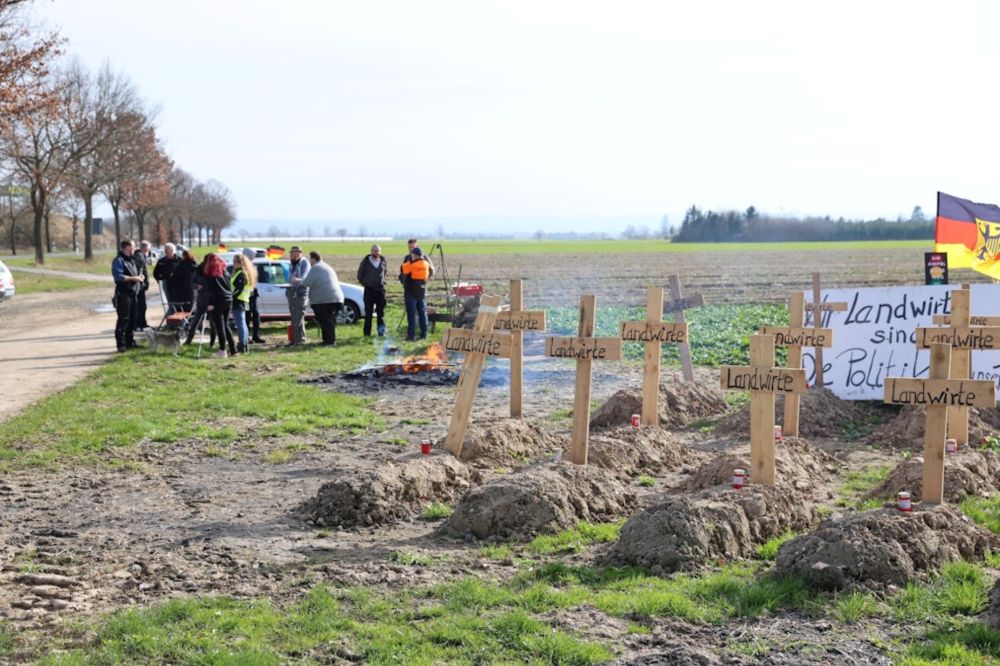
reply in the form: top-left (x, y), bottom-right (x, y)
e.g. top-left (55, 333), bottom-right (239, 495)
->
top-left (673, 205), bottom-right (934, 243)
top-left (0, 0), bottom-right (235, 264)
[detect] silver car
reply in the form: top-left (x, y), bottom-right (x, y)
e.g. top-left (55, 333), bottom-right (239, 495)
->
top-left (0, 260), bottom-right (14, 302)
top-left (252, 259), bottom-right (363, 324)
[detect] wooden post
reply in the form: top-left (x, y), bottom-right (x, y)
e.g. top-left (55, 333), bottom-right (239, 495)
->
top-left (948, 288), bottom-right (971, 446)
top-left (620, 287), bottom-right (688, 426)
top-left (884, 346), bottom-right (996, 504)
top-left (510, 279), bottom-right (524, 418)
top-left (719, 335), bottom-right (807, 485)
top-left (784, 292), bottom-right (805, 436)
top-left (760, 305), bottom-right (834, 438)
top-left (544, 295), bottom-right (623, 464)
top-left (493, 280), bottom-right (546, 419)
top-left (667, 275), bottom-right (705, 382)
top-left (806, 272), bottom-right (847, 389)
top-left (444, 294), bottom-right (505, 457)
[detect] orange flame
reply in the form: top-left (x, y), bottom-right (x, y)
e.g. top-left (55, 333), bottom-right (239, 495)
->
top-left (385, 342), bottom-right (449, 374)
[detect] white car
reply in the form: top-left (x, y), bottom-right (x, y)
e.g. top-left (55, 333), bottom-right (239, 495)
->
top-left (0, 260), bottom-right (14, 301)
top-left (251, 259), bottom-right (363, 324)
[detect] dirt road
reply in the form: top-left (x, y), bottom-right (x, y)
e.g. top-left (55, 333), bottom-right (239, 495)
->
top-left (0, 282), bottom-right (160, 423)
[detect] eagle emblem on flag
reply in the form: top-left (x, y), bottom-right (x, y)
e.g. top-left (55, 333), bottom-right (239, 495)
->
top-left (975, 218), bottom-right (1000, 262)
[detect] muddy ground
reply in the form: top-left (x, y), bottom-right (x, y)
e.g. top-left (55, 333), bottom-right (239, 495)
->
top-left (6, 347), bottom-right (989, 663)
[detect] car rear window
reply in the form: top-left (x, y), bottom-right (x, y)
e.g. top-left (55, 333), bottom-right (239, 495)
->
top-left (257, 263), bottom-right (289, 285)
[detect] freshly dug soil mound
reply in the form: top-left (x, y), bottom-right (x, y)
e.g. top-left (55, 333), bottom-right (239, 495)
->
top-left (862, 449), bottom-right (1000, 504)
top-left (774, 506), bottom-right (999, 590)
top-left (459, 417), bottom-right (565, 468)
top-left (865, 406), bottom-right (1000, 450)
top-left (300, 453), bottom-right (473, 528)
top-left (441, 462), bottom-right (637, 541)
top-left (715, 388), bottom-right (882, 439)
top-left (679, 438), bottom-right (833, 495)
top-left (590, 382), bottom-right (727, 430)
top-left (587, 425), bottom-right (699, 480)
top-left (604, 484), bottom-right (819, 574)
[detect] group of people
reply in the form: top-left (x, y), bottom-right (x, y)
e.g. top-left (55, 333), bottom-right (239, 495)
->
top-left (111, 236), bottom-right (437, 355)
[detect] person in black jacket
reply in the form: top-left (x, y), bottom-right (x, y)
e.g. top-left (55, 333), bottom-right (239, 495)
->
top-left (153, 243), bottom-right (180, 312)
top-left (357, 244), bottom-right (388, 337)
top-left (201, 252), bottom-right (236, 357)
top-left (111, 239), bottom-right (144, 352)
top-left (133, 241), bottom-right (152, 329)
top-left (184, 255), bottom-right (217, 348)
top-left (169, 249), bottom-right (198, 313)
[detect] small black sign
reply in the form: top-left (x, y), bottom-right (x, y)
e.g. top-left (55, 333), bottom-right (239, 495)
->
top-left (925, 252), bottom-right (948, 285)
top-left (92, 217), bottom-right (103, 235)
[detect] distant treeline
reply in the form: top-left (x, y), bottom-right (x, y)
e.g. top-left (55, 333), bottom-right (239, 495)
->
top-left (672, 205), bottom-right (934, 243)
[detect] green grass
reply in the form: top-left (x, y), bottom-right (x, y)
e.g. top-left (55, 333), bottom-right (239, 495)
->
top-left (4, 253), bottom-right (115, 274)
top-left (8, 270), bottom-right (99, 294)
top-left (526, 521), bottom-right (624, 555)
top-left (637, 475), bottom-right (656, 487)
top-left (477, 544), bottom-right (514, 560)
top-left (960, 496), bottom-right (1000, 534)
top-left (832, 591), bottom-right (880, 623)
top-left (835, 466), bottom-right (890, 509)
top-left (44, 586), bottom-right (613, 665)
top-left (421, 502), bottom-right (454, 521)
top-left (0, 324), bottom-right (382, 470)
top-left (755, 531), bottom-right (798, 560)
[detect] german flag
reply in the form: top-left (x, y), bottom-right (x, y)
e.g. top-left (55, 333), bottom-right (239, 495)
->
top-left (935, 192), bottom-right (1000, 280)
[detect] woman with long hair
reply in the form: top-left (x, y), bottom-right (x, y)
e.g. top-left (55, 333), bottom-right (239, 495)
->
top-left (230, 254), bottom-right (257, 353)
top-left (202, 252), bottom-right (236, 358)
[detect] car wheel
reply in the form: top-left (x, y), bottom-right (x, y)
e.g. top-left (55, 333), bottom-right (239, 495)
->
top-left (338, 301), bottom-right (361, 325)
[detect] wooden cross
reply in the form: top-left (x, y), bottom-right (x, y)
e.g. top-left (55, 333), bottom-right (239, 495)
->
top-left (884, 342), bottom-right (996, 503)
top-left (804, 272), bottom-right (847, 389)
top-left (915, 286), bottom-right (1000, 448)
top-left (492, 279), bottom-right (546, 418)
top-left (667, 275), bottom-right (705, 382)
top-left (620, 287), bottom-right (688, 425)
top-left (443, 294), bottom-right (509, 457)
top-left (719, 335), bottom-right (807, 485)
top-left (545, 295), bottom-right (623, 465)
top-left (761, 291), bottom-right (833, 437)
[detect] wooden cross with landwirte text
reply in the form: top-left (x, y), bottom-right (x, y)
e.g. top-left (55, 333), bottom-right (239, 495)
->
top-left (719, 334), bottom-right (807, 485)
top-left (884, 342), bottom-right (996, 504)
top-left (761, 291), bottom-right (833, 437)
top-left (933, 284), bottom-right (1000, 446)
top-left (493, 279), bottom-right (546, 419)
top-left (666, 275), bottom-right (705, 382)
top-left (916, 286), bottom-right (1000, 449)
top-left (620, 287), bottom-right (689, 425)
top-left (804, 272), bottom-right (847, 389)
top-left (443, 294), bottom-right (511, 457)
top-left (545, 295), bottom-right (623, 465)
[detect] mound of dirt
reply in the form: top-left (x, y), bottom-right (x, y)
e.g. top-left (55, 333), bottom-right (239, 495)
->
top-left (604, 484), bottom-right (819, 574)
top-left (864, 406), bottom-right (1000, 451)
top-left (715, 388), bottom-right (882, 439)
top-left (590, 382), bottom-right (727, 430)
top-left (861, 449), bottom-right (1000, 504)
top-left (679, 438), bottom-right (833, 495)
top-left (587, 425), bottom-right (700, 480)
top-left (773, 506), bottom-right (999, 590)
top-left (459, 417), bottom-right (566, 468)
top-left (441, 462), bottom-right (637, 541)
top-left (985, 581), bottom-right (1000, 631)
top-left (300, 453), bottom-right (474, 528)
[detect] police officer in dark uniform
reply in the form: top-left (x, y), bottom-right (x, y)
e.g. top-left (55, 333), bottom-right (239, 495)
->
top-left (111, 239), bottom-right (145, 352)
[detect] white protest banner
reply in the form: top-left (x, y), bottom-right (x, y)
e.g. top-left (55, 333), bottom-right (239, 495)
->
top-left (802, 284), bottom-right (1000, 400)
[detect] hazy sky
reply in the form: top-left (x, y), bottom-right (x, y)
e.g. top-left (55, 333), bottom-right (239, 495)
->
top-left (31, 1), bottom-right (1000, 228)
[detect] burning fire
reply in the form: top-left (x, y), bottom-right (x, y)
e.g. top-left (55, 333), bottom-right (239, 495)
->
top-left (384, 342), bottom-right (450, 374)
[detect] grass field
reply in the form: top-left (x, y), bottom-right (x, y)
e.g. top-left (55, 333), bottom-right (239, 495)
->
top-left (8, 270), bottom-right (100, 295)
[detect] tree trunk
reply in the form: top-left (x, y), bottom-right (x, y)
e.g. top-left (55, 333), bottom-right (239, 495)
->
top-left (84, 193), bottom-right (94, 261)
top-left (44, 207), bottom-right (52, 253)
top-left (137, 212), bottom-right (145, 243)
top-left (112, 200), bottom-right (121, 245)
top-left (32, 193), bottom-right (45, 265)
top-left (71, 215), bottom-right (78, 253)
